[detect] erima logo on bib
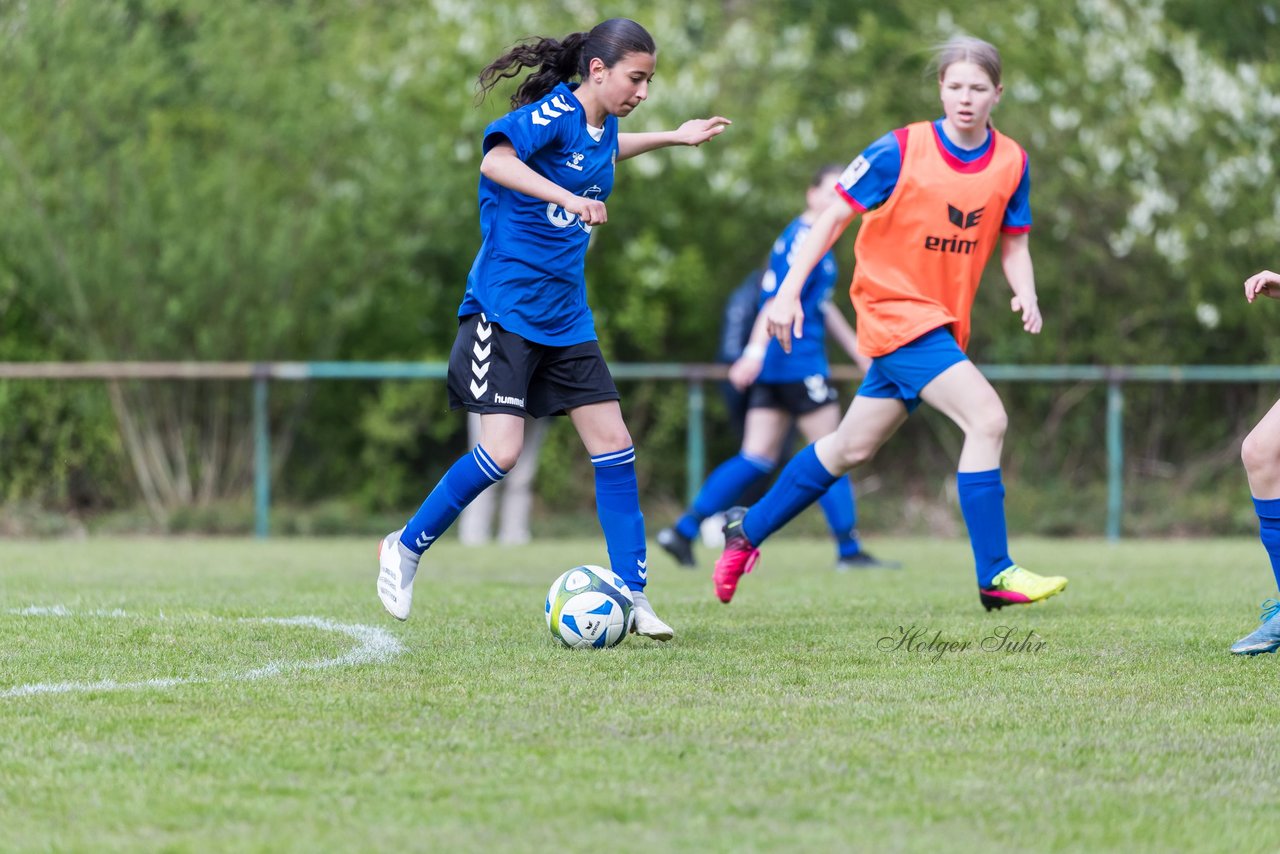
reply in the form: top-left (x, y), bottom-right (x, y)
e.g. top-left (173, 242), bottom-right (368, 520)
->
top-left (924, 203), bottom-right (984, 254)
top-left (947, 204), bottom-right (985, 229)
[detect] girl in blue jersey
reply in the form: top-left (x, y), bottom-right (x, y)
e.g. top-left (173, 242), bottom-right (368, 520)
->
top-left (657, 165), bottom-right (897, 571)
top-left (1233, 268), bottom-right (1280, 655)
top-left (375, 18), bottom-right (730, 640)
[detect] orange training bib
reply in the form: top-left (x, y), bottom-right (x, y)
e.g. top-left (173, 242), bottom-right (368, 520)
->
top-left (850, 122), bottom-right (1026, 357)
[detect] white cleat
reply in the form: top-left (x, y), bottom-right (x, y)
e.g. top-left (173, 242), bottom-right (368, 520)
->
top-left (629, 590), bottom-right (674, 642)
top-left (376, 529), bottom-right (416, 621)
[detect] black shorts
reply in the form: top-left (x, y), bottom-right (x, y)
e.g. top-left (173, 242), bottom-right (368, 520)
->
top-left (746, 375), bottom-right (840, 415)
top-left (446, 314), bottom-right (620, 417)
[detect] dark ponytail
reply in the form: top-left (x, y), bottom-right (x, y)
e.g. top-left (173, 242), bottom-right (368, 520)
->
top-left (477, 18), bottom-right (656, 109)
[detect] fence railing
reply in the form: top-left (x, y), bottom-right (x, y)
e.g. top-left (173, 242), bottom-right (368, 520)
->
top-left (2, 361), bottom-right (1278, 540)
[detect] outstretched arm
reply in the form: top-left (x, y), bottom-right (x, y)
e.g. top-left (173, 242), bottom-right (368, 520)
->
top-left (1245, 269), bottom-right (1280, 303)
top-left (481, 141), bottom-right (608, 225)
top-left (617, 117), bottom-right (731, 162)
top-left (1000, 232), bottom-right (1042, 334)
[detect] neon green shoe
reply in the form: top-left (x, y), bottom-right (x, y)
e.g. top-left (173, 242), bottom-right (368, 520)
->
top-left (979, 565), bottom-right (1068, 611)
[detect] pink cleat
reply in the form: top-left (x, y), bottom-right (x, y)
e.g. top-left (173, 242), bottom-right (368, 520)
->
top-left (713, 506), bottom-right (760, 604)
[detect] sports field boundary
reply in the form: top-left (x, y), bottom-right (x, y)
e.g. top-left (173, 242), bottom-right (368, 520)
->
top-left (3, 360), bottom-right (1279, 539)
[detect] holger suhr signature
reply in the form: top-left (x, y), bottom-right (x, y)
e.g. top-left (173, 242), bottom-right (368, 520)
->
top-left (877, 625), bottom-right (1047, 661)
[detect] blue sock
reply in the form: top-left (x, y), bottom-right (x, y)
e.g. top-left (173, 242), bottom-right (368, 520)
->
top-left (957, 468), bottom-right (1015, 587)
top-left (675, 453), bottom-right (774, 540)
top-left (742, 444), bottom-right (838, 547)
top-left (593, 447), bottom-right (648, 591)
top-left (400, 445), bottom-right (506, 554)
top-left (818, 476), bottom-right (861, 559)
top-left (1253, 497), bottom-right (1280, 590)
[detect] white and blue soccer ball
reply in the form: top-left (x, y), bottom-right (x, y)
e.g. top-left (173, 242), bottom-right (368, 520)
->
top-left (545, 565), bottom-right (634, 649)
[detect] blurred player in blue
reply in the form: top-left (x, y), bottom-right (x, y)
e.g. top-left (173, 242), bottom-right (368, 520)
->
top-left (657, 165), bottom-right (898, 571)
top-left (375, 18), bottom-right (730, 640)
top-left (1233, 267), bottom-right (1280, 654)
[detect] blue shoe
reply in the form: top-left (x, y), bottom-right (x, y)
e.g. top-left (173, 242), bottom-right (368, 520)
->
top-left (656, 526), bottom-right (696, 568)
top-left (1230, 598), bottom-right (1280, 655)
top-left (835, 551), bottom-right (902, 571)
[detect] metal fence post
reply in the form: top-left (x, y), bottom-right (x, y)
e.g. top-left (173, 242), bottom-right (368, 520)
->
top-left (1106, 379), bottom-right (1124, 541)
top-left (687, 379), bottom-right (705, 506)
top-left (253, 369), bottom-right (271, 539)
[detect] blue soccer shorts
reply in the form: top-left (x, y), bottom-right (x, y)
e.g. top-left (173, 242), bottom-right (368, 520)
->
top-left (855, 326), bottom-right (969, 414)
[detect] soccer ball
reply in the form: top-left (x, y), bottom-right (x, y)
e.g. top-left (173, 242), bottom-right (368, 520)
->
top-left (545, 565), bottom-right (634, 649)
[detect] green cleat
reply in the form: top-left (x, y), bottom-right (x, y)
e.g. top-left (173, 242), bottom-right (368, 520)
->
top-left (979, 565), bottom-right (1068, 611)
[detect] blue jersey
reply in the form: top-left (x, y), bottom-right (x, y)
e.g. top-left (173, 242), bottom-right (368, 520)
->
top-left (757, 217), bottom-right (839, 383)
top-left (839, 119), bottom-right (1032, 233)
top-left (458, 83), bottom-right (617, 346)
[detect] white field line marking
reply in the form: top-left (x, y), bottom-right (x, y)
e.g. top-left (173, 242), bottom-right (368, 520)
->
top-left (2, 608), bottom-right (405, 698)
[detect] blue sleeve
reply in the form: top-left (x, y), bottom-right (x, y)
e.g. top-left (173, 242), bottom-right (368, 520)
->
top-left (836, 130), bottom-right (904, 212)
top-left (482, 101), bottom-right (564, 161)
top-left (1002, 157), bottom-right (1033, 232)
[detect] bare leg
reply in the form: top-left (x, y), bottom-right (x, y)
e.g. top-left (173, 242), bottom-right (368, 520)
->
top-left (1243, 398), bottom-right (1280, 499)
top-left (457, 412), bottom-right (496, 546)
top-left (498, 417), bottom-right (551, 544)
top-left (917, 361), bottom-right (1007, 472)
top-left (813, 395), bottom-right (910, 475)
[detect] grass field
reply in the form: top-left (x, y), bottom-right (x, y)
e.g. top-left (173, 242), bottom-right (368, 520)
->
top-left (2, 535), bottom-right (1279, 852)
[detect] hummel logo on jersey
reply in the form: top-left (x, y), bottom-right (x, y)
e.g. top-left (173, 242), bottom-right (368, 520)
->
top-left (566, 152), bottom-right (585, 171)
top-left (494, 394), bottom-right (525, 407)
top-left (947, 204), bottom-right (985, 230)
top-left (529, 95), bottom-right (577, 126)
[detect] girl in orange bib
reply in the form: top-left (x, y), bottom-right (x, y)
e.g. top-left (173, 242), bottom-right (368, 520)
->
top-left (713, 37), bottom-right (1068, 611)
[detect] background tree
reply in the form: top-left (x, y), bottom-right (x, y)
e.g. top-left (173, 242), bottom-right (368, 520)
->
top-left (0, 0), bottom-right (1276, 534)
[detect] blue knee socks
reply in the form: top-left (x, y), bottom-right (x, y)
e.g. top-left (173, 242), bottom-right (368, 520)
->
top-left (401, 445), bottom-right (507, 554)
top-left (675, 453), bottom-right (774, 540)
top-left (818, 475), bottom-right (861, 559)
top-left (1253, 496), bottom-right (1280, 590)
top-left (742, 444), bottom-right (838, 546)
top-left (593, 447), bottom-right (648, 591)
top-left (957, 468), bottom-right (1015, 587)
